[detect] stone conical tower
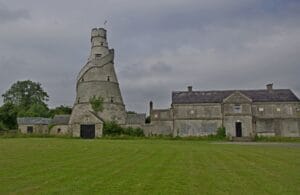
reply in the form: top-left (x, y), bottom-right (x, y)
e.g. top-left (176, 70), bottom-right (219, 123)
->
top-left (69, 28), bottom-right (126, 137)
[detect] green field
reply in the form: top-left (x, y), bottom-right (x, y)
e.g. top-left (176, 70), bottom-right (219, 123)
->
top-left (0, 138), bottom-right (299, 194)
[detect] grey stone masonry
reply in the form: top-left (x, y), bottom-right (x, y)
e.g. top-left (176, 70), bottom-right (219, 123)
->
top-left (69, 28), bottom-right (127, 137)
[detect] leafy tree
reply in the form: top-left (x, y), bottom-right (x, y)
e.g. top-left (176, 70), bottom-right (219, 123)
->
top-left (2, 80), bottom-right (49, 109)
top-left (89, 96), bottom-right (104, 112)
top-left (18, 103), bottom-right (49, 118)
top-left (49, 105), bottom-right (72, 118)
top-left (0, 102), bottom-right (18, 129)
top-left (0, 80), bottom-right (50, 129)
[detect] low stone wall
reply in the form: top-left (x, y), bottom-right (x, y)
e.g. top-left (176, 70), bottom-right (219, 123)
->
top-left (143, 121), bottom-right (173, 136)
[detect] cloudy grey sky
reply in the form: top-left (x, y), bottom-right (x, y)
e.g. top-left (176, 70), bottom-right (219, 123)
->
top-left (0, 0), bottom-right (299, 113)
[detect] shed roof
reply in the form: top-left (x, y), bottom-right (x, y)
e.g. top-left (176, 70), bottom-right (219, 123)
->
top-left (172, 89), bottom-right (299, 104)
top-left (17, 117), bottom-right (51, 125)
top-left (51, 115), bottom-right (70, 125)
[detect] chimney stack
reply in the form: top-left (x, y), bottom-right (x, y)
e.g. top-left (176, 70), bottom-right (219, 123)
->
top-left (188, 86), bottom-right (193, 92)
top-left (266, 83), bottom-right (273, 92)
top-left (149, 101), bottom-right (153, 114)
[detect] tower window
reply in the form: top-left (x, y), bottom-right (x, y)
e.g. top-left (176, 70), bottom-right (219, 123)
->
top-left (95, 54), bottom-right (102, 59)
top-left (107, 76), bottom-right (110, 81)
top-left (111, 97), bottom-right (114, 103)
top-left (101, 42), bottom-right (104, 46)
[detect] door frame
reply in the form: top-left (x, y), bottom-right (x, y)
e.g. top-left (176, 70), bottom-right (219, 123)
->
top-left (235, 122), bottom-right (242, 137)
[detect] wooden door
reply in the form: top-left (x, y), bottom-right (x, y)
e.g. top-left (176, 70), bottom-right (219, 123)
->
top-left (235, 122), bottom-right (242, 137)
top-left (80, 124), bottom-right (95, 139)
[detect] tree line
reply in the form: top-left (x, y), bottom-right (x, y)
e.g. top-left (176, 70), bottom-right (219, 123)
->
top-left (0, 80), bottom-right (71, 130)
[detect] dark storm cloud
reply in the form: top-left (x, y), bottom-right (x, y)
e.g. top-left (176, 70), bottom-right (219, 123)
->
top-left (0, 0), bottom-right (299, 113)
top-left (0, 3), bottom-right (30, 23)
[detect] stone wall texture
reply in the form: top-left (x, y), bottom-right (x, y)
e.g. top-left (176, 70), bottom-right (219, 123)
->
top-left (149, 90), bottom-right (300, 137)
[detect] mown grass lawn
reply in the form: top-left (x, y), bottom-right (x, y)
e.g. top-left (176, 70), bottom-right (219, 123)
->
top-left (0, 138), bottom-right (299, 194)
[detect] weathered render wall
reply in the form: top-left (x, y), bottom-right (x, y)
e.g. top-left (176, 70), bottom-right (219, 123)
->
top-left (146, 109), bottom-right (173, 135)
top-left (223, 116), bottom-right (253, 137)
top-left (174, 119), bottom-right (221, 136)
top-left (69, 104), bottom-right (103, 137)
top-left (49, 125), bottom-right (69, 135)
top-left (19, 125), bottom-right (48, 134)
top-left (253, 102), bottom-right (300, 137)
top-left (126, 113), bottom-right (146, 125)
top-left (172, 103), bottom-right (222, 136)
top-left (223, 92), bottom-right (254, 137)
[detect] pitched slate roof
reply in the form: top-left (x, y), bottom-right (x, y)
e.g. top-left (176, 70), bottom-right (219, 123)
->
top-left (172, 89), bottom-right (299, 104)
top-left (17, 117), bottom-right (51, 125)
top-left (51, 115), bottom-right (70, 125)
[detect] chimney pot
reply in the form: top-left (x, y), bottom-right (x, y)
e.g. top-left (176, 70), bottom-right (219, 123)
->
top-left (188, 86), bottom-right (193, 92)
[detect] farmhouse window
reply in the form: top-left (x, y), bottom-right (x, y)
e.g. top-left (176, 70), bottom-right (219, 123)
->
top-left (258, 107), bottom-right (264, 112)
top-left (233, 105), bottom-right (242, 113)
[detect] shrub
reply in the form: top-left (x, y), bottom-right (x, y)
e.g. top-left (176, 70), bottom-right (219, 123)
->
top-left (124, 127), bottom-right (144, 137)
top-left (103, 121), bottom-right (144, 137)
top-left (216, 126), bottom-right (226, 138)
top-left (89, 96), bottom-right (104, 112)
top-left (103, 121), bottom-right (123, 136)
top-left (0, 121), bottom-right (8, 131)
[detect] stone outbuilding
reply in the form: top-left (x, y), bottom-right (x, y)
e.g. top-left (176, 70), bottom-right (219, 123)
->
top-left (49, 115), bottom-right (70, 135)
top-left (17, 117), bottom-right (51, 134)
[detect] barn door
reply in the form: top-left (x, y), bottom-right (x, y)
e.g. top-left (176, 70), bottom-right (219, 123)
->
top-left (80, 124), bottom-right (95, 139)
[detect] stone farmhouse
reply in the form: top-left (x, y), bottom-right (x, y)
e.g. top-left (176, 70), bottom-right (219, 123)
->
top-left (147, 85), bottom-right (300, 138)
top-left (17, 27), bottom-right (300, 138)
